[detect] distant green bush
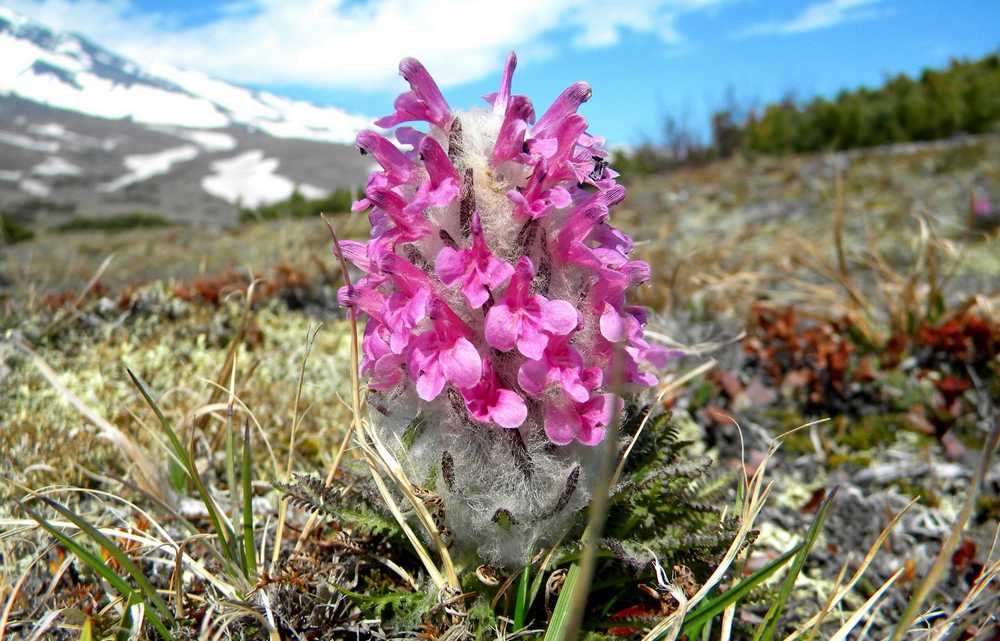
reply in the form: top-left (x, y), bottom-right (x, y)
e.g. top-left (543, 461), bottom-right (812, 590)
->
top-left (740, 53), bottom-right (1000, 154)
top-left (615, 51), bottom-right (1000, 176)
top-left (240, 187), bottom-right (358, 223)
top-left (56, 212), bottom-right (173, 233)
top-left (1, 214), bottom-right (34, 244)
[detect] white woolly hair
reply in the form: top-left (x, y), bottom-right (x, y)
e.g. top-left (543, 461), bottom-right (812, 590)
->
top-left (369, 107), bottom-right (609, 567)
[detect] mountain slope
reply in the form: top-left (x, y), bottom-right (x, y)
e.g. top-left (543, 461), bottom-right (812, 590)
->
top-left (0, 6), bottom-right (374, 225)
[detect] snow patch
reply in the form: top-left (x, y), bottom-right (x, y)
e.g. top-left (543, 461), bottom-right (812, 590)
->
top-left (19, 177), bottom-right (50, 197)
top-left (201, 149), bottom-right (323, 207)
top-left (98, 145), bottom-right (199, 192)
top-left (32, 156), bottom-right (81, 176)
top-left (27, 123), bottom-right (68, 138)
top-left (0, 130), bottom-right (60, 153)
top-left (167, 128), bottom-right (237, 152)
top-left (0, 170), bottom-right (22, 181)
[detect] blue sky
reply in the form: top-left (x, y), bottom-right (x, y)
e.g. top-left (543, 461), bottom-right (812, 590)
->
top-left (7, 0), bottom-right (1000, 144)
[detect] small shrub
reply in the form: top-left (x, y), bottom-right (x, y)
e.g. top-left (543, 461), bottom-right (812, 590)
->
top-left (1, 214), bottom-right (34, 244)
top-left (239, 187), bottom-right (359, 223)
top-left (56, 212), bottom-right (173, 233)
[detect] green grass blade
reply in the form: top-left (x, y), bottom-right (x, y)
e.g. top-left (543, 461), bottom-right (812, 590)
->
top-left (542, 563), bottom-right (579, 641)
top-left (225, 410), bottom-right (247, 575)
top-left (33, 496), bottom-right (173, 623)
top-left (241, 420), bottom-right (257, 579)
top-left (752, 487), bottom-right (839, 641)
top-left (126, 367), bottom-right (240, 565)
top-left (78, 617), bottom-right (92, 641)
top-left (19, 501), bottom-right (172, 641)
top-left (680, 542), bottom-right (803, 636)
top-left (514, 562), bottom-right (531, 630)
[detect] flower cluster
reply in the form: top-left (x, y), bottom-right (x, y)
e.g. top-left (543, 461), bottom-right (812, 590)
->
top-left (338, 53), bottom-right (669, 447)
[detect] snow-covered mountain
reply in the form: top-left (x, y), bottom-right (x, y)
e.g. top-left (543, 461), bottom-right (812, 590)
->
top-left (0, 6), bottom-right (374, 225)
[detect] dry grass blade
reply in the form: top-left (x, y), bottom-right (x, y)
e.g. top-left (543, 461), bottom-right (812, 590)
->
top-left (890, 413), bottom-right (1000, 640)
top-left (828, 567), bottom-right (904, 641)
top-left (315, 214), bottom-right (460, 592)
top-left (0, 545), bottom-right (52, 641)
top-left (781, 496), bottom-right (918, 641)
top-left (39, 253), bottom-right (114, 339)
top-left (272, 323), bottom-right (321, 573)
top-left (294, 215), bottom-right (359, 552)
top-left (640, 439), bottom-right (776, 641)
top-left (925, 525), bottom-right (1000, 641)
top-left (204, 278), bottom-right (259, 448)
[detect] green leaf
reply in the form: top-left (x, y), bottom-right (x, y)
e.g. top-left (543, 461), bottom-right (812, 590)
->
top-left (679, 542), bottom-right (803, 636)
top-left (543, 563), bottom-right (579, 641)
top-left (514, 562), bottom-right (531, 630)
top-left (752, 487), bottom-right (838, 641)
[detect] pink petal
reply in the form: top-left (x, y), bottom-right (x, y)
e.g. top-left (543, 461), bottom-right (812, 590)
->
top-left (576, 422), bottom-right (606, 446)
top-left (419, 136), bottom-right (459, 199)
top-left (460, 278), bottom-right (489, 309)
top-left (490, 389), bottom-right (527, 428)
top-left (548, 186), bottom-right (572, 209)
top-left (517, 358), bottom-right (549, 396)
top-left (516, 328), bottom-right (548, 361)
top-left (399, 57), bottom-right (451, 127)
top-left (415, 365), bottom-right (445, 401)
top-left (540, 298), bottom-right (578, 335)
top-left (599, 303), bottom-right (628, 343)
top-left (561, 373), bottom-right (591, 403)
top-left (543, 402), bottom-right (580, 446)
top-left (493, 51), bottom-right (517, 111)
top-left (356, 130), bottom-right (413, 180)
top-left (483, 257), bottom-right (515, 290)
top-left (441, 338), bottom-right (482, 389)
top-left (435, 247), bottom-right (466, 286)
top-left (337, 240), bottom-right (370, 272)
top-left (484, 304), bottom-right (518, 352)
top-left (534, 81), bottom-right (591, 137)
top-left (371, 353), bottom-right (404, 391)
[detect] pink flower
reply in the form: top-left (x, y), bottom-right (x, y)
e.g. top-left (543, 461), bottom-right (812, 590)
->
top-left (460, 361), bottom-right (528, 428)
top-left (375, 58), bottom-right (452, 130)
top-left (367, 187), bottom-right (433, 242)
top-left (361, 321), bottom-right (406, 391)
top-left (357, 130), bottom-right (414, 184)
top-left (339, 53), bottom-right (670, 449)
top-left (416, 135), bottom-right (460, 206)
top-left (533, 81), bottom-right (592, 140)
top-left (517, 335), bottom-right (601, 403)
top-left (408, 300), bottom-right (482, 401)
top-left (436, 213), bottom-right (514, 309)
top-left (485, 257), bottom-right (578, 359)
top-left (543, 393), bottom-right (622, 446)
top-left (372, 255), bottom-right (431, 352)
top-left (507, 163), bottom-right (573, 219)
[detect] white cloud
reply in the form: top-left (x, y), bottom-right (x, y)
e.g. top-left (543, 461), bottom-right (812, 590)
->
top-left (3, 0), bottom-right (730, 91)
top-left (742, 0), bottom-right (885, 36)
